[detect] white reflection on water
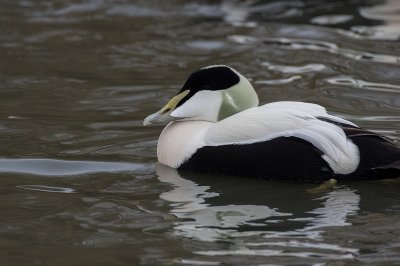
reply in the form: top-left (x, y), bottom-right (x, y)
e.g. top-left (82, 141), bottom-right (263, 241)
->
top-left (261, 62), bottom-right (328, 74)
top-left (17, 184), bottom-right (76, 193)
top-left (221, 0), bottom-right (257, 28)
top-left (264, 37), bottom-right (400, 65)
top-left (156, 163), bottom-right (360, 259)
top-left (355, 0), bottom-right (400, 40)
top-left (157, 163), bottom-right (289, 242)
top-left (255, 75), bottom-right (302, 85)
top-left (312, 14), bottom-right (354, 25)
top-left (325, 76), bottom-right (400, 93)
top-left (301, 188), bottom-right (360, 231)
top-left (0, 158), bottom-right (147, 176)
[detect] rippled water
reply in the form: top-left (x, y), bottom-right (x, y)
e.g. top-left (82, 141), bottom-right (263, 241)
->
top-left (1, 0), bottom-right (400, 265)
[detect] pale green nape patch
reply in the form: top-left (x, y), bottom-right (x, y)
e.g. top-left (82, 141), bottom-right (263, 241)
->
top-left (218, 76), bottom-right (259, 121)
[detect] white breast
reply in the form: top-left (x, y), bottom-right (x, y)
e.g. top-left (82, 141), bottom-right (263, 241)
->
top-left (157, 120), bottom-right (212, 168)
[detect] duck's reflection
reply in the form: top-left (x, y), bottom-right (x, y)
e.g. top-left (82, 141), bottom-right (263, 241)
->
top-left (300, 188), bottom-right (360, 232)
top-left (155, 163), bottom-right (360, 243)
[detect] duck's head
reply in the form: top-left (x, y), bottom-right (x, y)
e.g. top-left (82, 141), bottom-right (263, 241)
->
top-left (143, 65), bottom-right (259, 125)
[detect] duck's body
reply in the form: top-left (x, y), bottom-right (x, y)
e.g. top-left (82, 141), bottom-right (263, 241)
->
top-left (144, 65), bottom-right (400, 181)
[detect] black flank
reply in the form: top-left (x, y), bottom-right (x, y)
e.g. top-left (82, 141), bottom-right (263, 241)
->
top-left (179, 137), bottom-right (334, 182)
top-left (179, 128), bottom-right (400, 181)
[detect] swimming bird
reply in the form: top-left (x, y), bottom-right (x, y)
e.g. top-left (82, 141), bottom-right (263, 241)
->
top-left (143, 65), bottom-right (400, 181)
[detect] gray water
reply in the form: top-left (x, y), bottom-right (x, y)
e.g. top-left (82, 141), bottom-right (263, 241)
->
top-left (1, 0), bottom-right (400, 265)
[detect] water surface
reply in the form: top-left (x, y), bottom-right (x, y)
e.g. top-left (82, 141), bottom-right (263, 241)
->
top-left (1, 0), bottom-right (400, 265)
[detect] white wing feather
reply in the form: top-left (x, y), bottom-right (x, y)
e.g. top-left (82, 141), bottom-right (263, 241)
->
top-left (204, 102), bottom-right (360, 174)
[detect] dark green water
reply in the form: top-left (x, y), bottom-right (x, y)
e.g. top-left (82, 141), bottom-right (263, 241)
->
top-left (1, 0), bottom-right (400, 265)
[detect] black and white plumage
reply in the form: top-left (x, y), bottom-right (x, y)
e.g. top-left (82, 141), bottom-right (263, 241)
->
top-left (144, 65), bottom-right (400, 181)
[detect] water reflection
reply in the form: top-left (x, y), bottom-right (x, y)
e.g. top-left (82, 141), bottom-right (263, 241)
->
top-left (263, 37), bottom-right (400, 64)
top-left (156, 163), bottom-right (360, 259)
top-left (0, 158), bottom-right (147, 176)
top-left (222, 0), bottom-right (400, 41)
top-left (355, 0), bottom-right (400, 40)
top-left (157, 163), bottom-right (289, 242)
top-left (301, 188), bottom-right (360, 231)
top-left (17, 184), bottom-right (76, 193)
top-left (2, 0), bottom-right (400, 264)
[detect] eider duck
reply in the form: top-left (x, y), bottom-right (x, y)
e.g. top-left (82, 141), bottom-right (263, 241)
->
top-left (144, 65), bottom-right (400, 181)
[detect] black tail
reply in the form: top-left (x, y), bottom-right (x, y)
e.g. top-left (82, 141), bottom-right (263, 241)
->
top-left (343, 128), bottom-right (400, 179)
